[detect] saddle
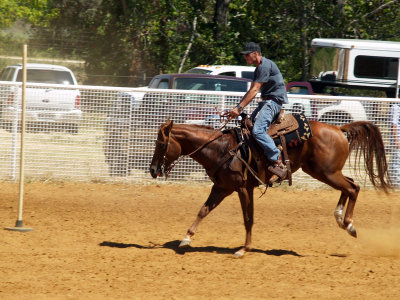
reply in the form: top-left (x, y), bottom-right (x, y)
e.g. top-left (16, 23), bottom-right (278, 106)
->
top-left (242, 110), bottom-right (312, 148)
top-left (239, 110), bottom-right (313, 186)
top-left (268, 110), bottom-right (298, 137)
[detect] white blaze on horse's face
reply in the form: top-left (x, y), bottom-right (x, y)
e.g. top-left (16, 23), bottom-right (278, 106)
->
top-left (150, 139), bottom-right (167, 178)
top-left (150, 121), bottom-right (172, 178)
top-left (150, 137), bottom-right (166, 178)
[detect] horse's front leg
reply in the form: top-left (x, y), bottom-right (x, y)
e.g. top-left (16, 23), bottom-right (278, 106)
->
top-left (234, 186), bottom-right (254, 258)
top-left (179, 185), bottom-right (233, 248)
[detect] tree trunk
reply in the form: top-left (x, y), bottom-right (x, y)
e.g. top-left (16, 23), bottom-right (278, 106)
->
top-left (179, 17), bottom-right (198, 73)
top-left (120, 0), bottom-right (129, 21)
top-left (299, 5), bottom-right (308, 81)
top-left (213, 0), bottom-right (231, 40)
top-left (337, 0), bottom-right (345, 14)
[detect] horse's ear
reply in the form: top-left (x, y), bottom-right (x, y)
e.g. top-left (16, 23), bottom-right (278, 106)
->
top-left (164, 119), bottom-right (173, 135)
top-left (165, 118), bottom-right (173, 130)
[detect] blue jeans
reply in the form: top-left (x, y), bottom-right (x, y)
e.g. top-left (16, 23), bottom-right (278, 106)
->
top-left (251, 100), bottom-right (281, 162)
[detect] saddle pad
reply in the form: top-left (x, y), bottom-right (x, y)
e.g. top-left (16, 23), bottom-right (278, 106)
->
top-left (271, 113), bottom-right (313, 148)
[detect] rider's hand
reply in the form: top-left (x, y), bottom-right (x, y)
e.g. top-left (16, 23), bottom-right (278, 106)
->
top-left (228, 107), bottom-right (241, 119)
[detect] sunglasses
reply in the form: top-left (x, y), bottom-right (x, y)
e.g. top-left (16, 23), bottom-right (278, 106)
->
top-left (244, 51), bottom-right (255, 57)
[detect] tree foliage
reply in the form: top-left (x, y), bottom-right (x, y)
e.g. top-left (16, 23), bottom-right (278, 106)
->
top-left (0, 0), bottom-right (57, 28)
top-left (1, 0), bottom-right (400, 86)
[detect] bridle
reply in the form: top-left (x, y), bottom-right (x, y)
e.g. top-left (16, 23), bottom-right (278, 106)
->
top-left (155, 128), bottom-right (172, 178)
top-left (156, 118), bottom-right (230, 179)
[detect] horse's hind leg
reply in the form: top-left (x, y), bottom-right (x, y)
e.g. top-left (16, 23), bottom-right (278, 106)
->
top-left (326, 174), bottom-right (360, 237)
top-left (309, 170), bottom-right (360, 237)
top-left (179, 185), bottom-right (233, 248)
top-left (342, 176), bottom-right (360, 237)
top-left (334, 191), bottom-right (348, 229)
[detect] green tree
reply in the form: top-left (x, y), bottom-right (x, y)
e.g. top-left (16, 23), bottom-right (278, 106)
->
top-left (0, 0), bottom-right (58, 69)
top-left (4, 0), bottom-right (400, 85)
top-left (0, 0), bottom-right (57, 29)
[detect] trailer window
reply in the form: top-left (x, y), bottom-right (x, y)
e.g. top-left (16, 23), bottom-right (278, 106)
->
top-left (310, 47), bottom-right (340, 79)
top-left (354, 56), bottom-right (398, 79)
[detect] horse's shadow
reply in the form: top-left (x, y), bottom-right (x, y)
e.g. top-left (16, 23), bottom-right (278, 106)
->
top-left (99, 240), bottom-right (302, 257)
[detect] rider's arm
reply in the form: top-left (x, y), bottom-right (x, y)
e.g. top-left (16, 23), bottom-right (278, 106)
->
top-left (230, 81), bottom-right (262, 118)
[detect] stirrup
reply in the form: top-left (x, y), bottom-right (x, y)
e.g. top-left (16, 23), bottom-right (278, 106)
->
top-left (268, 162), bottom-right (287, 184)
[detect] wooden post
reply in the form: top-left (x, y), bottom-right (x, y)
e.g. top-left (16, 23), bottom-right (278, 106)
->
top-left (5, 44), bottom-right (33, 232)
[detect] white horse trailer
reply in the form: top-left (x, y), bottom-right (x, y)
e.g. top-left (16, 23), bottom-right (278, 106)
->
top-left (310, 38), bottom-right (400, 98)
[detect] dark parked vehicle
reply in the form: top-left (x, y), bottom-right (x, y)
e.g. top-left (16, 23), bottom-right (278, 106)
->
top-left (104, 74), bottom-right (251, 176)
top-left (147, 73), bottom-right (251, 91)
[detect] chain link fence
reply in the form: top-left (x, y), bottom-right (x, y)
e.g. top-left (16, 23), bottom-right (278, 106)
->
top-left (0, 81), bottom-right (398, 188)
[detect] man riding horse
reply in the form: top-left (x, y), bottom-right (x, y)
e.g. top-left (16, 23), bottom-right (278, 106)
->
top-left (228, 42), bottom-right (288, 184)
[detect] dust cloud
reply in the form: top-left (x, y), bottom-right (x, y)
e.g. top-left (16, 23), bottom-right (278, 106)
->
top-left (358, 204), bottom-right (400, 257)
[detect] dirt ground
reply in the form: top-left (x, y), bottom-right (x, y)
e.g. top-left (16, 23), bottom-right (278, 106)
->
top-left (1, 181), bottom-right (400, 299)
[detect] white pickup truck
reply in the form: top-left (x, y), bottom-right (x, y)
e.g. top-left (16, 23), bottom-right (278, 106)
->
top-left (0, 63), bottom-right (82, 133)
top-left (185, 65), bottom-right (256, 79)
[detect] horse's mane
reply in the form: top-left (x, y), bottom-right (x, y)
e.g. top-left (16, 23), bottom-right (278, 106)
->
top-left (186, 124), bottom-right (234, 136)
top-left (193, 124), bottom-right (215, 130)
top-left (175, 123), bottom-right (216, 131)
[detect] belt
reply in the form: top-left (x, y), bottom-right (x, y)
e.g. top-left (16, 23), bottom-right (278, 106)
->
top-left (261, 96), bottom-right (283, 105)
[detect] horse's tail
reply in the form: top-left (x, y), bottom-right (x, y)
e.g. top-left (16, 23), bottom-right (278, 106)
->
top-left (340, 121), bottom-right (392, 192)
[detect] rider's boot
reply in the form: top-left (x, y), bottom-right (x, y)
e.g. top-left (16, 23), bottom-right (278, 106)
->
top-left (268, 156), bottom-right (288, 184)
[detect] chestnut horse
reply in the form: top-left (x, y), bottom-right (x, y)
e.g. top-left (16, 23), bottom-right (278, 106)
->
top-left (150, 118), bottom-right (391, 257)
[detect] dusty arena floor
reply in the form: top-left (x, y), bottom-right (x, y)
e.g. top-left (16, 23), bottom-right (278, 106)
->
top-left (1, 181), bottom-right (400, 299)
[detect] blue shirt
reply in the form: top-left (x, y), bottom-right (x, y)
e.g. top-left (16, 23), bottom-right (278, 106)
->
top-left (254, 57), bottom-right (288, 104)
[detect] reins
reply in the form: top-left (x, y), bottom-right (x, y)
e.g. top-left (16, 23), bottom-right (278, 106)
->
top-left (229, 148), bottom-right (269, 196)
top-left (160, 117), bottom-right (270, 195)
top-left (163, 118), bottom-right (231, 178)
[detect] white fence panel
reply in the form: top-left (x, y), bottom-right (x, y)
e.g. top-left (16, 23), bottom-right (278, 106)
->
top-left (0, 81), bottom-right (398, 188)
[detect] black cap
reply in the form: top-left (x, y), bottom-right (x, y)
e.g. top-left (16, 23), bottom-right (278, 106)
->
top-left (240, 42), bottom-right (261, 55)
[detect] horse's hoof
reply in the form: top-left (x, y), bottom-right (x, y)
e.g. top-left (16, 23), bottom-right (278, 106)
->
top-left (178, 237), bottom-right (191, 248)
top-left (346, 223), bottom-right (357, 238)
top-left (234, 249), bottom-right (246, 258)
top-left (336, 219), bottom-right (345, 229)
top-left (335, 218), bottom-right (346, 229)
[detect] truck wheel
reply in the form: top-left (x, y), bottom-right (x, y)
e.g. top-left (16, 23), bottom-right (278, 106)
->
top-left (129, 138), bottom-right (153, 171)
top-left (1, 121), bottom-right (12, 132)
top-left (108, 159), bottom-right (130, 176)
top-left (103, 127), bottom-right (132, 176)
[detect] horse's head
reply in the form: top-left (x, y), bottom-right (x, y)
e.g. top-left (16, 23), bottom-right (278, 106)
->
top-left (150, 119), bottom-right (182, 178)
